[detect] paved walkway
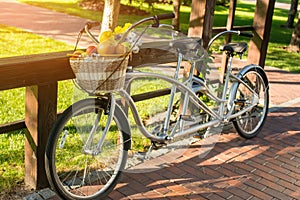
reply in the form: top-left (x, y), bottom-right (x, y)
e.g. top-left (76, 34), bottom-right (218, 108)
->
top-left (1, 0), bottom-right (299, 199)
top-left (0, 0), bottom-right (98, 48)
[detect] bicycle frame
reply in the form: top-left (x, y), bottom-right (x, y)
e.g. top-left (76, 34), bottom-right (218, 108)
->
top-left (116, 50), bottom-right (260, 144)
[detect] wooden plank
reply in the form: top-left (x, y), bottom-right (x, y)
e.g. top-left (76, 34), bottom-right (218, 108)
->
top-left (0, 112), bottom-right (63, 134)
top-left (212, 26), bottom-right (254, 33)
top-left (0, 120), bottom-right (26, 134)
top-left (129, 48), bottom-right (177, 67)
top-left (25, 83), bottom-right (58, 189)
top-left (0, 47), bottom-right (176, 91)
top-left (0, 51), bottom-right (74, 91)
top-left (131, 88), bottom-right (171, 102)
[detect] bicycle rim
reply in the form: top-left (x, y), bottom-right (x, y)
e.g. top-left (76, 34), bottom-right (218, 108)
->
top-left (46, 99), bottom-right (128, 200)
top-left (233, 69), bottom-right (269, 138)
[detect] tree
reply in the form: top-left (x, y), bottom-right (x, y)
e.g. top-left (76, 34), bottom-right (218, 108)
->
top-left (284, 0), bottom-right (299, 28)
top-left (101, 0), bottom-right (120, 33)
top-left (289, 12), bottom-right (300, 52)
top-left (173, 0), bottom-right (181, 30)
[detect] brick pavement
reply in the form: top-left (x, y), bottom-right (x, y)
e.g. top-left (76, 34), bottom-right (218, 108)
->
top-left (106, 103), bottom-right (300, 200)
top-left (1, 0), bottom-right (299, 199)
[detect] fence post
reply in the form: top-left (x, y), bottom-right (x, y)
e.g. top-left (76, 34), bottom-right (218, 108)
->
top-left (248, 0), bottom-right (275, 67)
top-left (25, 82), bottom-right (58, 189)
top-left (188, 0), bottom-right (216, 49)
top-left (219, 0), bottom-right (237, 82)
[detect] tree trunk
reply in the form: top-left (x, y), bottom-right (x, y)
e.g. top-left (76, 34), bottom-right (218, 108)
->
top-left (173, 0), bottom-right (181, 31)
top-left (285, 0), bottom-right (299, 28)
top-left (101, 0), bottom-right (121, 33)
top-left (289, 12), bottom-right (300, 52)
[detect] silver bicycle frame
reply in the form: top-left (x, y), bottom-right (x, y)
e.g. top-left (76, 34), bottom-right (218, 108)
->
top-left (117, 53), bottom-right (261, 143)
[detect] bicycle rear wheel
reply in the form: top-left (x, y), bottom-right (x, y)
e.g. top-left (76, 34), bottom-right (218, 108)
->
top-left (45, 98), bottom-right (131, 200)
top-left (232, 67), bottom-right (269, 138)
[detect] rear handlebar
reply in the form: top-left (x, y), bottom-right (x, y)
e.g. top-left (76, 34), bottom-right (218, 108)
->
top-left (207, 30), bottom-right (253, 50)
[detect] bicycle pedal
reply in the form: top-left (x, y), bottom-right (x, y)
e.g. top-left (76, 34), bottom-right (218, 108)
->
top-left (234, 99), bottom-right (246, 106)
top-left (180, 115), bottom-right (196, 121)
top-left (151, 141), bottom-right (167, 150)
top-left (193, 133), bottom-right (205, 139)
top-left (135, 152), bottom-right (147, 161)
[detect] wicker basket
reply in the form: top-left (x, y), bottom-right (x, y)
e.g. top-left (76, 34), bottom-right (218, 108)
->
top-left (70, 55), bottom-right (129, 94)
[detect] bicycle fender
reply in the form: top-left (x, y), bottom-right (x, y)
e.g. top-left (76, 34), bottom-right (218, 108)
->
top-left (237, 64), bottom-right (269, 87)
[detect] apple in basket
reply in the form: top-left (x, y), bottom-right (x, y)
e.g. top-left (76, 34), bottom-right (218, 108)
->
top-left (115, 43), bottom-right (127, 54)
top-left (86, 45), bottom-right (97, 55)
top-left (68, 49), bottom-right (85, 59)
top-left (97, 39), bottom-right (117, 55)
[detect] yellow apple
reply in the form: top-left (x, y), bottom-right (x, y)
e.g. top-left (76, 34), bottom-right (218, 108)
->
top-left (97, 40), bottom-right (116, 55)
top-left (115, 43), bottom-right (127, 54)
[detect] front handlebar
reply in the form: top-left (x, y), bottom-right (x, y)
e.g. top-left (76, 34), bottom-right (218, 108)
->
top-left (118, 13), bottom-right (175, 43)
top-left (83, 13), bottom-right (175, 44)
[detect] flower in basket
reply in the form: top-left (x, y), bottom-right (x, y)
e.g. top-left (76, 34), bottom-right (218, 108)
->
top-left (96, 23), bottom-right (141, 56)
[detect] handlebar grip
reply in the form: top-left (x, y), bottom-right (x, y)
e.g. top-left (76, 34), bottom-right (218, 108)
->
top-left (239, 31), bottom-right (253, 38)
top-left (85, 21), bottom-right (101, 29)
top-left (155, 13), bottom-right (175, 20)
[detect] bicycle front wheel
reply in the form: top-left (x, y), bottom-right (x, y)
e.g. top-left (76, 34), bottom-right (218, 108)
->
top-left (232, 67), bottom-right (269, 138)
top-left (45, 98), bottom-right (131, 200)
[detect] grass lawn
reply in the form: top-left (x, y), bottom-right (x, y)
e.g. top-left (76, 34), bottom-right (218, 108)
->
top-left (277, 0), bottom-right (292, 3)
top-left (1, 0), bottom-right (300, 194)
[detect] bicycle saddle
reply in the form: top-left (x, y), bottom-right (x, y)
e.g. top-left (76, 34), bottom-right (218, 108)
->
top-left (219, 42), bottom-right (248, 54)
top-left (170, 37), bottom-right (203, 52)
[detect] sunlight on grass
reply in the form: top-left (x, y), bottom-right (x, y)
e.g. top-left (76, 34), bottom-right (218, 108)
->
top-left (0, 25), bottom-right (72, 58)
top-left (0, 130), bottom-right (25, 193)
top-left (0, 25), bottom-right (73, 123)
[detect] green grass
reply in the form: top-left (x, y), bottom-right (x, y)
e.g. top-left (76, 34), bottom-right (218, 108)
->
top-left (277, 0), bottom-right (291, 3)
top-left (0, 25), bottom-right (73, 58)
top-left (0, 131), bottom-right (24, 194)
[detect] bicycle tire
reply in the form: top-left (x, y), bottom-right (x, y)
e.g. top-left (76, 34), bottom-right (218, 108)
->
top-left (45, 98), bottom-right (131, 200)
top-left (232, 66), bottom-right (269, 139)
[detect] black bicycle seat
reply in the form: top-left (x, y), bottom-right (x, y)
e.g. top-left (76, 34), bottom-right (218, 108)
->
top-left (219, 42), bottom-right (248, 54)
